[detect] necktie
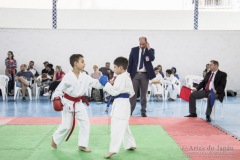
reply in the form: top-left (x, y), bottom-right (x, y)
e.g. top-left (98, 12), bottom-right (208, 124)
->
top-left (205, 73), bottom-right (214, 92)
top-left (139, 49), bottom-right (144, 70)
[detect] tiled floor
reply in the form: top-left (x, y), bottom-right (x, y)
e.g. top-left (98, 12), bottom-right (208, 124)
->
top-left (0, 95), bottom-right (239, 139)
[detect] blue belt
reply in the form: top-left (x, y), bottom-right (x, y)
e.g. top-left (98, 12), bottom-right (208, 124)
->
top-left (105, 93), bottom-right (129, 114)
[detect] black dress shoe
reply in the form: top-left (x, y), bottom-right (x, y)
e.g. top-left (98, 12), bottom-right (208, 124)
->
top-left (184, 113), bottom-right (197, 117)
top-left (141, 113), bottom-right (147, 117)
top-left (206, 115), bottom-right (211, 122)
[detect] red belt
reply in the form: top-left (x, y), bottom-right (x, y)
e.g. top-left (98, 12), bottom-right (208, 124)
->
top-left (63, 93), bottom-right (89, 141)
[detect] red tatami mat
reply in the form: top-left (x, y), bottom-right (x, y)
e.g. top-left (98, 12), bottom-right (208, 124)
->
top-left (5, 117), bottom-right (110, 125)
top-left (6, 117), bottom-right (61, 125)
top-left (2, 116), bottom-right (240, 160)
top-left (159, 119), bottom-right (227, 136)
top-left (0, 117), bottom-right (15, 125)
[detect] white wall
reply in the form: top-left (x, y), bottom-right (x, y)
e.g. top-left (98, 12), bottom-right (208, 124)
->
top-left (0, 9), bottom-right (240, 30)
top-left (0, 29), bottom-right (240, 92)
top-left (0, 0), bottom-right (186, 9)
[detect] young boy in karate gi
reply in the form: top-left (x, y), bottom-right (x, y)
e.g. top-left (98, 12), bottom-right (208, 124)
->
top-left (150, 67), bottom-right (164, 100)
top-left (99, 57), bottom-right (136, 159)
top-left (51, 54), bottom-right (102, 152)
top-left (165, 69), bottom-right (180, 101)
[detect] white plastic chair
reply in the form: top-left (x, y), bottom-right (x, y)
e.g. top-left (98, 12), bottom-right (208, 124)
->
top-left (224, 82), bottom-right (228, 101)
top-left (148, 82), bottom-right (163, 101)
top-left (201, 82), bottom-right (227, 120)
top-left (147, 83), bottom-right (152, 101)
top-left (185, 75), bottom-right (203, 89)
top-left (176, 81), bottom-right (181, 101)
top-left (201, 98), bottom-right (224, 120)
top-left (35, 75), bottom-right (51, 99)
top-left (212, 100), bottom-right (224, 120)
top-left (0, 75), bottom-right (9, 100)
top-left (162, 78), bottom-right (181, 101)
top-left (14, 79), bottom-right (32, 100)
top-left (162, 80), bottom-right (171, 101)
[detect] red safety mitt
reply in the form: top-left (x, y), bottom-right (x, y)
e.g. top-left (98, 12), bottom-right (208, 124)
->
top-left (53, 97), bottom-right (63, 111)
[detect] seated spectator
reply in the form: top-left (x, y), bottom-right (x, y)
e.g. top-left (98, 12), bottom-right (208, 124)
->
top-left (46, 63), bottom-right (54, 79)
top-left (43, 65), bottom-right (65, 98)
top-left (171, 67), bottom-right (179, 80)
top-left (165, 69), bottom-right (180, 101)
top-left (99, 62), bottom-right (114, 79)
top-left (99, 62), bottom-right (114, 101)
top-left (90, 65), bottom-right (103, 102)
top-left (15, 64), bottom-right (35, 102)
top-left (185, 60), bottom-right (227, 122)
top-left (37, 73), bottom-right (52, 95)
top-left (91, 65), bottom-right (102, 79)
top-left (41, 61), bottom-right (49, 74)
top-left (157, 64), bottom-right (164, 78)
top-left (150, 67), bottom-right (164, 100)
top-left (27, 61), bottom-right (39, 83)
top-left (203, 63), bottom-right (210, 78)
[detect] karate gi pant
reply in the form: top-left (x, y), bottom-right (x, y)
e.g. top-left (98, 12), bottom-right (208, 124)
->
top-left (166, 85), bottom-right (179, 100)
top-left (109, 117), bottom-right (136, 153)
top-left (151, 84), bottom-right (163, 96)
top-left (52, 105), bottom-right (90, 148)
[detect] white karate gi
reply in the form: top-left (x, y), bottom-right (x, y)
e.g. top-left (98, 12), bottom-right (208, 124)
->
top-left (103, 71), bottom-right (136, 153)
top-left (165, 74), bottom-right (180, 100)
top-left (150, 73), bottom-right (163, 96)
top-left (51, 70), bottom-right (102, 147)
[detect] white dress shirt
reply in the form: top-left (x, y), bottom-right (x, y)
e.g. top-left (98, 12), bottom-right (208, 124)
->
top-left (137, 48), bottom-right (146, 72)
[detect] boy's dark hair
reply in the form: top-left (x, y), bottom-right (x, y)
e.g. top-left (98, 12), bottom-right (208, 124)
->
top-left (70, 54), bottom-right (84, 67)
top-left (47, 63), bottom-right (53, 68)
top-left (171, 67), bottom-right (177, 73)
top-left (154, 67), bottom-right (159, 71)
top-left (114, 57), bottom-right (128, 70)
top-left (166, 69), bottom-right (172, 75)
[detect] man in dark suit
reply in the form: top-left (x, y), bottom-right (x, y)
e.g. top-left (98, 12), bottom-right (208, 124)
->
top-left (185, 60), bottom-right (227, 122)
top-left (127, 37), bottom-right (156, 117)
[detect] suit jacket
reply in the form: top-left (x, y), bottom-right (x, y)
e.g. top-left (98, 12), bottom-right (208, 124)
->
top-left (197, 70), bottom-right (227, 102)
top-left (127, 47), bottom-right (156, 80)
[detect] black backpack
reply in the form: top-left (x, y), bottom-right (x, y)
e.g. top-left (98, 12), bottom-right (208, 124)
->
top-left (92, 89), bottom-right (102, 102)
top-left (227, 90), bottom-right (237, 97)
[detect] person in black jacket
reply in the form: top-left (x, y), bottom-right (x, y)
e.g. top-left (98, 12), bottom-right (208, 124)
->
top-left (127, 37), bottom-right (155, 117)
top-left (185, 60), bottom-right (227, 122)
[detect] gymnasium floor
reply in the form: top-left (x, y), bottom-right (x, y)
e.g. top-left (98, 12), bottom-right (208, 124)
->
top-left (0, 95), bottom-right (240, 160)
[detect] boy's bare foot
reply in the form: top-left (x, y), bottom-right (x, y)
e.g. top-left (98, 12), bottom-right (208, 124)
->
top-left (127, 147), bottom-right (136, 150)
top-left (78, 146), bottom-right (91, 152)
top-left (51, 137), bottom-right (57, 149)
top-left (104, 152), bottom-right (116, 159)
